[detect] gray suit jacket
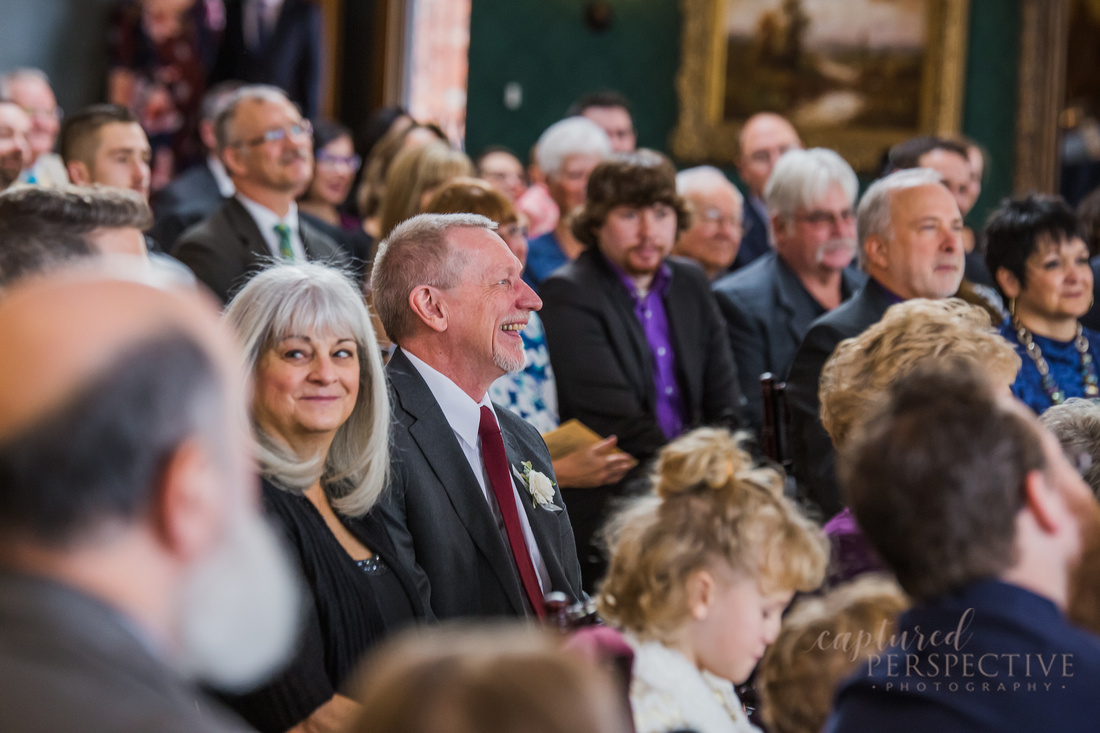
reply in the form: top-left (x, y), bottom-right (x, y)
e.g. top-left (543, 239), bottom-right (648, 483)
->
top-left (0, 572), bottom-right (249, 732)
top-left (713, 251), bottom-right (864, 431)
top-left (173, 197), bottom-right (346, 304)
top-left (379, 348), bottom-right (584, 619)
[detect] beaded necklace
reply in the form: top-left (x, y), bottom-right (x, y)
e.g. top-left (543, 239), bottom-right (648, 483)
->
top-left (1012, 317), bottom-right (1100, 405)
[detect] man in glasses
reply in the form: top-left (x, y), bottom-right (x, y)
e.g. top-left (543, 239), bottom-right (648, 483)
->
top-left (713, 148), bottom-right (864, 433)
top-left (733, 111), bottom-right (802, 270)
top-left (0, 68), bottom-right (67, 187)
top-left (173, 85), bottom-right (344, 303)
top-left (672, 166), bottom-right (744, 281)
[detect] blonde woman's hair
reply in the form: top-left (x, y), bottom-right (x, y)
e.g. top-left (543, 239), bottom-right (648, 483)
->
top-left (597, 428), bottom-right (829, 642)
top-left (757, 574), bottom-right (909, 733)
top-left (819, 298), bottom-right (1021, 450)
top-left (348, 625), bottom-right (632, 733)
top-left (223, 262), bottom-right (390, 516)
top-left (377, 141), bottom-right (474, 241)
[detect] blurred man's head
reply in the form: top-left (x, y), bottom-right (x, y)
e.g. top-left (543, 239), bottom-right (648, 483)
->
top-left (766, 148), bottom-right (859, 279)
top-left (534, 117), bottom-right (612, 216)
top-left (0, 68), bottom-right (61, 162)
top-left (737, 112), bottom-right (802, 199)
top-left (674, 166), bottom-right (744, 279)
top-left (0, 101), bottom-right (31, 190)
top-left (569, 91), bottom-right (637, 153)
top-left (0, 268), bottom-right (300, 687)
top-left (60, 104), bottom-right (151, 200)
top-left (888, 136), bottom-right (973, 217)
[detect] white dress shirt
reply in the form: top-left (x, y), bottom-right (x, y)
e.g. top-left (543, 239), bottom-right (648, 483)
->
top-left (404, 349), bottom-right (552, 594)
top-left (235, 193), bottom-right (305, 261)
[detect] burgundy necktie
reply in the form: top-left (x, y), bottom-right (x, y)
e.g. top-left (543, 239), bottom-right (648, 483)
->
top-left (478, 406), bottom-right (546, 618)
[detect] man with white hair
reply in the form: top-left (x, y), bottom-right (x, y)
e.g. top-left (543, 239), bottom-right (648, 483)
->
top-left (713, 149), bottom-right (865, 431)
top-left (371, 213), bottom-right (584, 619)
top-left (173, 85), bottom-right (343, 303)
top-left (0, 266), bottom-right (300, 730)
top-left (520, 116), bottom-right (611, 290)
top-left (786, 168), bottom-right (965, 517)
top-left (0, 68), bottom-right (67, 186)
top-left (672, 166), bottom-right (744, 280)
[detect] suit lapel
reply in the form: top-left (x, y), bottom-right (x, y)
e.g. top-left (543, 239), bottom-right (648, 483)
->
top-left (664, 263), bottom-right (702, 412)
top-left (388, 351), bottom-right (528, 615)
top-left (587, 252), bottom-right (655, 410)
top-left (223, 198), bottom-right (273, 261)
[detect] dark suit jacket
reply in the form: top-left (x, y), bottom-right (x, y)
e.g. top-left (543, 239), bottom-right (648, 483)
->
top-left (541, 250), bottom-right (744, 462)
top-left (173, 197), bottom-right (346, 304)
top-left (731, 194), bottom-right (771, 271)
top-left (0, 572), bottom-right (249, 732)
top-left (150, 162), bottom-right (227, 251)
top-left (211, 0), bottom-right (321, 118)
top-left (713, 251), bottom-right (865, 431)
top-left (378, 349), bottom-right (584, 619)
top-left (540, 251), bottom-right (744, 588)
top-left (785, 279), bottom-right (896, 519)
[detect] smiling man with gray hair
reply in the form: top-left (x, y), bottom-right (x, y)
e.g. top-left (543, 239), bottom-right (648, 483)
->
top-left (372, 213), bottom-right (583, 620)
top-left (713, 148), bottom-right (864, 432)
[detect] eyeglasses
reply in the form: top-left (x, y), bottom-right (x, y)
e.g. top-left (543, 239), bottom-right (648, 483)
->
top-left (231, 120), bottom-right (313, 148)
top-left (316, 150), bottom-right (362, 171)
top-left (21, 106), bottom-right (62, 121)
top-left (795, 208), bottom-right (855, 228)
top-left (697, 207), bottom-right (742, 231)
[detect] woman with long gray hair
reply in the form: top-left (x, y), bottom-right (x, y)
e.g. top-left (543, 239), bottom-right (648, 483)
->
top-left (218, 261), bottom-right (427, 733)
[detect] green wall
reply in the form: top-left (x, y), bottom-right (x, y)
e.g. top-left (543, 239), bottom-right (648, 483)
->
top-left (467, 0), bottom-right (1022, 221)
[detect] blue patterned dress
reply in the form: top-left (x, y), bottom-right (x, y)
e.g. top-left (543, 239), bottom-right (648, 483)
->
top-left (489, 312), bottom-right (559, 434)
top-left (1000, 321), bottom-right (1100, 414)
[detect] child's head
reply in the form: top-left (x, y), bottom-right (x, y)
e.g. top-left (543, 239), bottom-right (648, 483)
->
top-left (757, 574), bottom-right (909, 733)
top-left (597, 428), bottom-right (829, 683)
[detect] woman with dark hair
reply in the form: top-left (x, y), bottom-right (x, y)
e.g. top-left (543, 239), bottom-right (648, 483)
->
top-left (298, 120), bottom-right (373, 281)
top-left (986, 193), bottom-right (1100, 413)
top-left (538, 149), bottom-right (743, 589)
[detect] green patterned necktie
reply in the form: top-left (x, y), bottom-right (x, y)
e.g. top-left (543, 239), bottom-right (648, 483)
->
top-left (274, 223), bottom-right (294, 260)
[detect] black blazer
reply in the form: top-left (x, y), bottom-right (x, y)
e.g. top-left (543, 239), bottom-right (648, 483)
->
top-left (540, 250), bottom-right (744, 463)
top-left (785, 279), bottom-right (896, 518)
top-left (378, 349), bottom-right (585, 619)
top-left (731, 195), bottom-right (771, 271)
top-left (173, 197), bottom-right (346, 304)
top-left (211, 0), bottom-right (321, 118)
top-left (713, 251), bottom-right (865, 431)
top-left (150, 162), bottom-right (227, 251)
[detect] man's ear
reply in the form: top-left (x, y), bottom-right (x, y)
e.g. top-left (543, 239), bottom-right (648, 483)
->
top-left (151, 438), bottom-right (223, 563)
top-left (863, 234), bottom-right (890, 272)
top-left (1023, 469), bottom-right (1066, 535)
top-left (222, 145), bottom-right (247, 178)
top-left (408, 286), bottom-right (448, 333)
top-left (686, 568), bottom-right (716, 621)
top-left (66, 160), bottom-right (91, 186)
top-left (996, 267), bottom-right (1022, 301)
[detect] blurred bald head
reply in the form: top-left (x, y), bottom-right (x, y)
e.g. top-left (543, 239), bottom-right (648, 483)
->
top-left (0, 267), bottom-right (243, 543)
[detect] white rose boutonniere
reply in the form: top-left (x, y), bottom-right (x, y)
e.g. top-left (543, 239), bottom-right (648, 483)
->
top-left (511, 460), bottom-right (563, 512)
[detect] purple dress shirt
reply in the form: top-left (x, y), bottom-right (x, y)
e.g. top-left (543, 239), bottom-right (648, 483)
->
top-left (606, 256), bottom-right (689, 440)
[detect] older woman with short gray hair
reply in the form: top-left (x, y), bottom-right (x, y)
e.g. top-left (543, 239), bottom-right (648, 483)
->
top-left (218, 261), bottom-right (427, 733)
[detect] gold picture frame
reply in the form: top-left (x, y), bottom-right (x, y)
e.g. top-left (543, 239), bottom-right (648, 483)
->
top-left (671, 0), bottom-right (971, 173)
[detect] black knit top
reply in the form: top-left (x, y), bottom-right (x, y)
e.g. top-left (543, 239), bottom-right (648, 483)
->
top-left (218, 479), bottom-right (426, 732)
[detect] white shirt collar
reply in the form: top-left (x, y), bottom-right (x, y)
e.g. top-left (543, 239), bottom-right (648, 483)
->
top-left (207, 156), bottom-right (235, 197)
top-left (402, 349), bottom-right (495, 446)
top-left (234, 192), bottom-right (302, 259)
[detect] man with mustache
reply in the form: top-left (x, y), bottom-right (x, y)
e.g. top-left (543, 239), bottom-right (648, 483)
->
top-left (173, 85), bottom-right (344, 303)
top-left (786, 167), bottom-right (965, 518)
top-left (371, 213), bottom-right (584, 618)
top-left (827, 362), bottom-right (1100, 733)
top-left (0, 101), bottom-right (31, 192)
top-left (713, 148), bottom-right (864, 433)
top-left (0, 265), bottom-right (301, 731)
